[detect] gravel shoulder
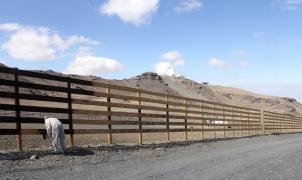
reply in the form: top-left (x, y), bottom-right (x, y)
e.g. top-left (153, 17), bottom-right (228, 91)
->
top-left (2, 133), bottom-right (302, 180)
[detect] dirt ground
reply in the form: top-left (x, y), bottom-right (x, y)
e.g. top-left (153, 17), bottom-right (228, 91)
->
top-left (1, 133), bottom-right (302, 180)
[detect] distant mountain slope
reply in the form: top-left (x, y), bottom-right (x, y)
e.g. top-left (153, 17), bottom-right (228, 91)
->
top-left (0, 63), bottom-right (301, 116)
top-left (126, 73), bottom-right (302, 115)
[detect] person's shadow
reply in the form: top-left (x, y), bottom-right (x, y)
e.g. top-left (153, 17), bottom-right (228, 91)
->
top-left (0, 147), bottom-right (94, 161)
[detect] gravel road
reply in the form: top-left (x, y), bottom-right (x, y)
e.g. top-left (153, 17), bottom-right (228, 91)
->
top-left (2, 133), bottom-right (302, 180)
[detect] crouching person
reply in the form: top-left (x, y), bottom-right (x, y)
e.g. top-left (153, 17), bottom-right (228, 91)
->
top-left (44, 116), bottom-right (65, 153)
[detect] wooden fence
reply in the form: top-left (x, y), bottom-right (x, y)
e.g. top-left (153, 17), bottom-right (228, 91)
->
top-left (0, 66), bottom-right (302, 150)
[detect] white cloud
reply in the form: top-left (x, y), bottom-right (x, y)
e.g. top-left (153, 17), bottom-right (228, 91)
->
top-left (160, 50), bottom-right (185, 66)
top-left (153, 61), bottom-right (175, 76)
top-left (240, 61), bottom-right (248, 68)
top-left (0, 23), bottom-right (99, 61)
top-left (153, 50), bottom-right (185, 76)
top-left (231, 50), bottom-right (248, 57)
top-left (99, 0), bottom-right (159, 26)
top-left (64, 55), bottom-right (123, 76)
top-left (52, 35), bottom-right (99, 52)
top-left (273, 0), bottom-right (302, 10)
top-left (208, 58), bottom-right (227, 68)
top-left (75, 46), bottom-right (93, 57)
top-left (174, 0), bottom-right (202, 13)
top-left (0, 23), bottom-right (20, 31)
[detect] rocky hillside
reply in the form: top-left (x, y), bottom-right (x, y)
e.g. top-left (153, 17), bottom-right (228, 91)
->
top-left (125, 73), bottom-right (302, 115)
top-left (1, 63), bottom-right (301, 116)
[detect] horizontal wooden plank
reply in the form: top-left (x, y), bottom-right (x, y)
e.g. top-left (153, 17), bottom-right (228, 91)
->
top-left (190, 128), bottom-right (262, 132)
top-left (0, 91), bottom-right (16, 99)
top-left (72, 98), bottom-right (261, 117)
top-left (191, 117), bottom-right (261, 123)
top-left (73, 109), bottom-right (169, 119)
top-left (264, 120), bottom-right (297, 125)
top-left (73, 99), bottom-right (185, 112)
top-left (0, 104), bottom-right (68, 113)
top-left (0, 116), bottom-right (16, 123)
top-left (0, 116), bottom-right (70, 124)
top-left (0, 127), bottom-right (277, 135)
top-left (0, 78), bottom-right (16, 86)
top-left (264, 117), bottom-right (301, 123)
top-left (72, 127), bottom-right (263, 134)
top-left (264, 112), bottom-right (301, 120)
top-left (18, 69), bottom-right (69, 82)
top-left (0, 91), bottom-right (69, 103)
top-left (0, 66), bottom-right (15, 74)
top-left (68, 74), bottom-right (261, 111)
top-left (72, 119), bottom-right (261, 127)
top-left (73, 128), bottom-right (189, 134)
top-left (19, 81), bottom-right (69, 93)
top-left (91, 82), bottom-right (262, 112)
top-left (0, 104), bottom-right (16, 111)
top-left (264, 127), bottom-right (301, 130)
top-left (69, 77), bottom-right (93, 86)
top-left (0, 129), bottom-right (18, 135)
top-left (20, 105), bottom-right (69, 113)
top-left (202, 105), bottom-right (260, 114)
top-left (71, 89), bottom-right (261, 112)
top-left (21, 129), bottom-right (73, 135)
top-left (73, 119), bottom-right (208, 126)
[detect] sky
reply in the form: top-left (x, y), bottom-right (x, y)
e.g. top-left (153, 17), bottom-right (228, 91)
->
top-left (0, 0), bottom-right (302, 102)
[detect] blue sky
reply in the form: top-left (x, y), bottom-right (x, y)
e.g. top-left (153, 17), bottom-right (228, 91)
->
top-left (0, 0), bottom-right (302, 101)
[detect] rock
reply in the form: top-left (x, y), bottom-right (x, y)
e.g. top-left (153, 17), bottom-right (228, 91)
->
top-left (54, 156), bottom-right (60, 161)
top-left (135, 72), bottom-right (162, 81)
top-left (155, 148), bottom-right (163, 151)
top-left (30, 155), bottom-right (38, 160)
top-left (289, 107), bottom-right (297, 113)
top-left (283, 97), bottom-right (297, 103)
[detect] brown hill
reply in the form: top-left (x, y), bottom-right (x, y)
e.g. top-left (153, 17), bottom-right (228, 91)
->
top-left (124, 73), bottom-right (302, 115)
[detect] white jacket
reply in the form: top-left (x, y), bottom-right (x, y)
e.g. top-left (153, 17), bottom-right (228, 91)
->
top-left (44, 116), bottom-right (65, 152)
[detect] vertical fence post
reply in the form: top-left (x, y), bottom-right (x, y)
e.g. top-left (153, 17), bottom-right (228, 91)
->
top-left (223, 105), bottom-right (226, 138)
top-left (232, 107), bottom-right (235, 137)
top-left (14, 68), bottom-right (22, 151)
top-left (290, 117), bottom-right (294, 133)
top-left (292, 117), bottom-right (295, 133)
top-left (184, 100), bottom-right (188, 141)
top-left (200, 102), bottom-right (204, 140)
top-left (106, 86), bottom-right (112, 144)
top-left (137, 90), bottom-right (143, 145)
top-left (272, 113), bottom-right (274, 134)
top-left (240, 108), bottom-right (243, 137)
top-left (165, 94), bottom-right (170, 142)
top-left (260, 110), bottom-right (265, 135)
top-left (247, 109), bottom-right (250, 136)
top-left (294, 118), bottom-right (296, 133)
top-left (67, 77), bottom-right (74, 146)
top-left (254, 110), bottom-right (256, 135)
top-left (279, 116), bottom-right (281, 134)
top-left (286, 116), bottom-right (288, 133)
top-left (213, 104), bottom-right (216, 139)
